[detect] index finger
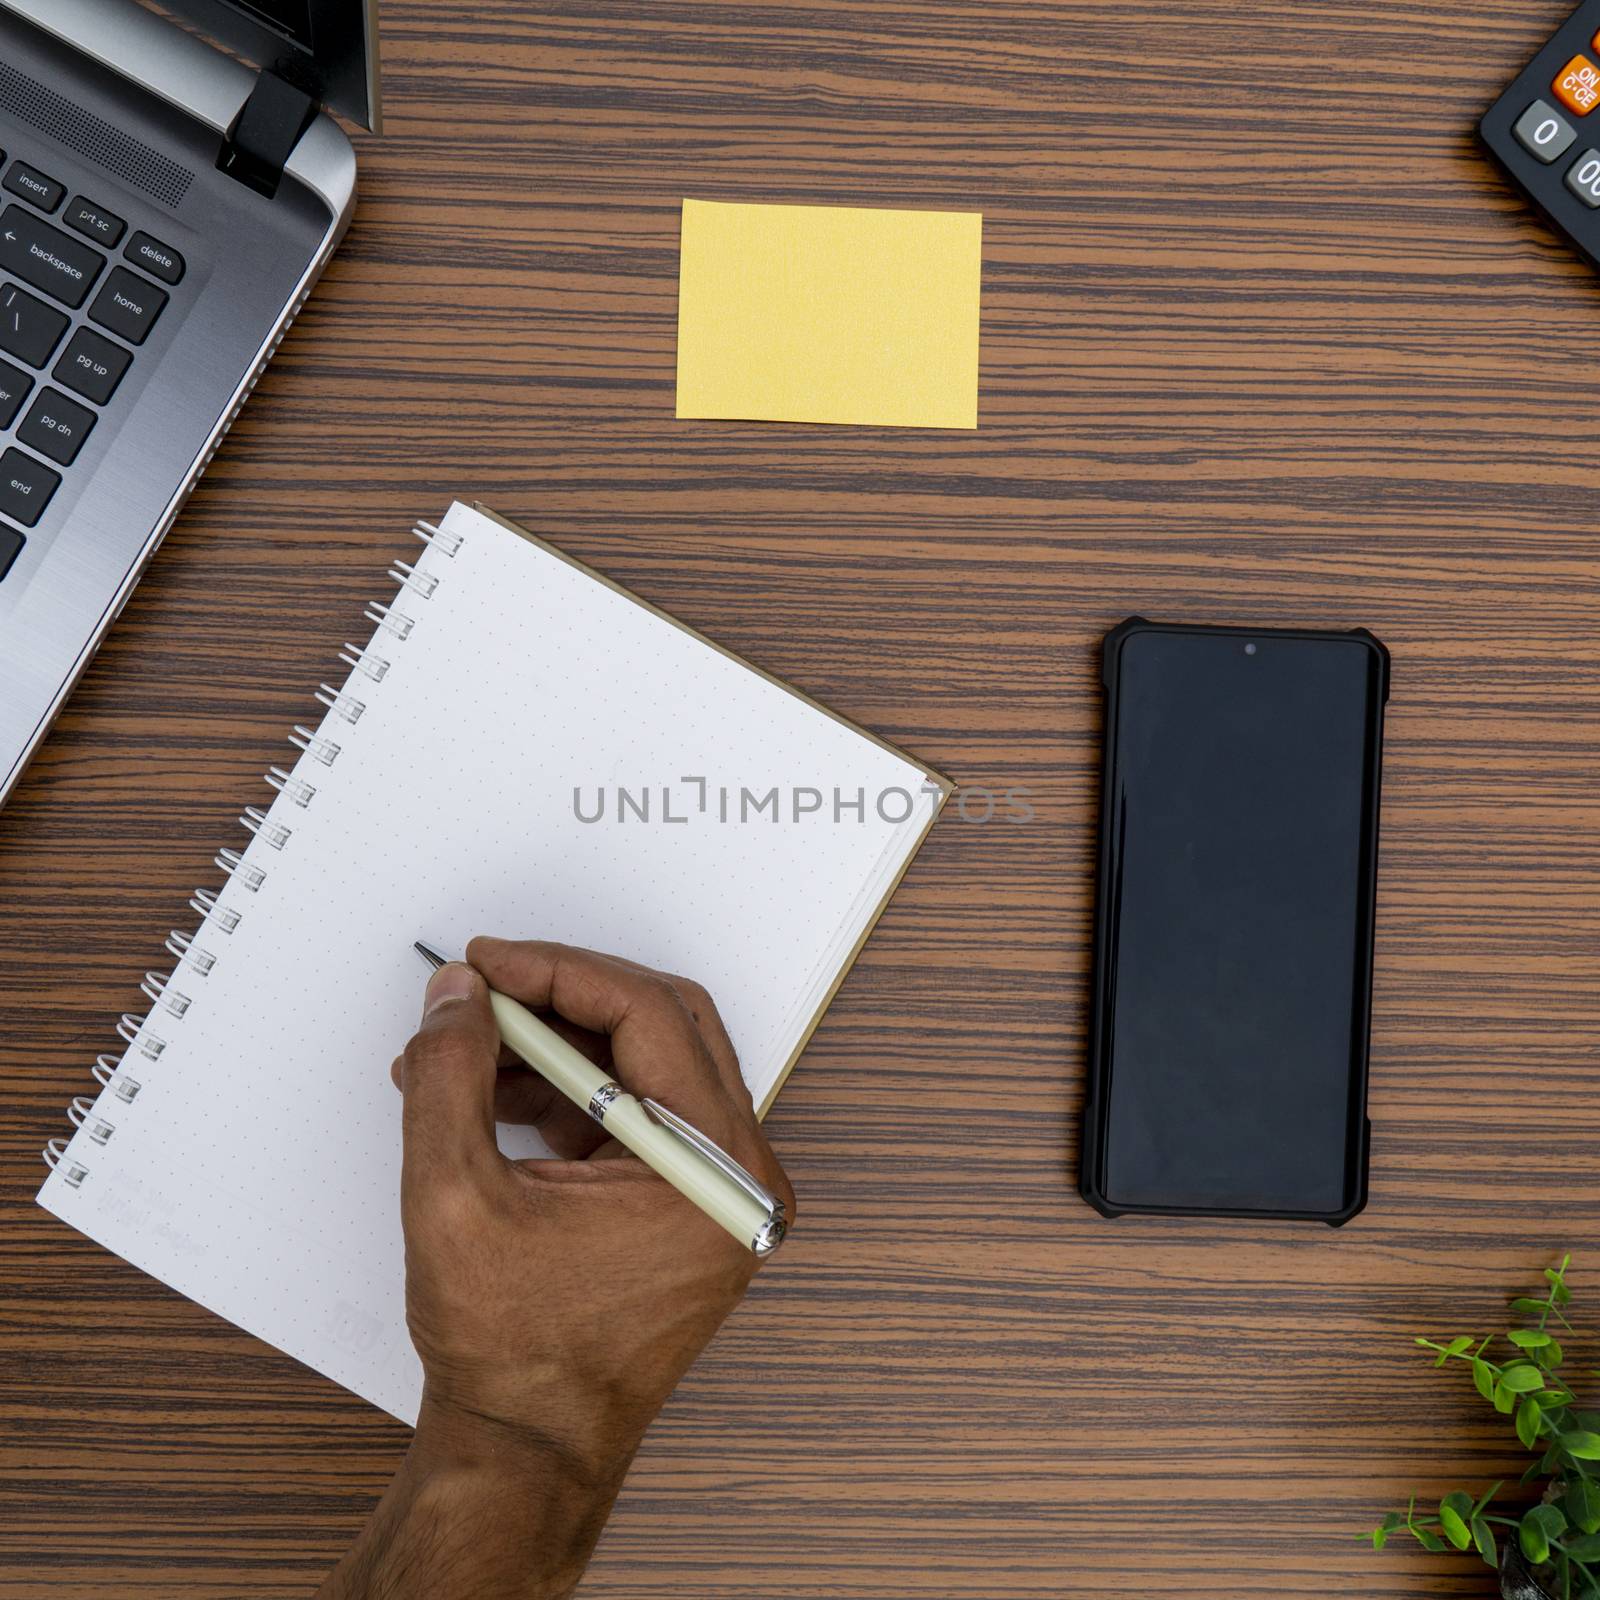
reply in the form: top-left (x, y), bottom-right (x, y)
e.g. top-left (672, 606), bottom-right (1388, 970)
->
top-left (466, 936), bottom-right (756, 1149)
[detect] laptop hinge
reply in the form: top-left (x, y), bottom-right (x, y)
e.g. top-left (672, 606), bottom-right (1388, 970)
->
top-left (218, 69), bottom-right (317, 199)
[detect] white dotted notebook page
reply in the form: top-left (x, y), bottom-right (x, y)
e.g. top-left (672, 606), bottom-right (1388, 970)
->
top-left (36, 501), bottom-right (945, 1423)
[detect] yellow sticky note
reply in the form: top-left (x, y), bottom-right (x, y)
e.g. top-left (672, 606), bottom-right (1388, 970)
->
top-left (675, 198), bottom-right (982, 429)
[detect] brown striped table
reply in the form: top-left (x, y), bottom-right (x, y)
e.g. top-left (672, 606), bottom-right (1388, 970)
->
top-left (3, 2), bottom-right (1599, 1595)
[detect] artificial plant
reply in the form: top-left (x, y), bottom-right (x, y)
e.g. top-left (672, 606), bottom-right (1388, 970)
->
top-left (1366, 1255), bottom-right (1600, 1598)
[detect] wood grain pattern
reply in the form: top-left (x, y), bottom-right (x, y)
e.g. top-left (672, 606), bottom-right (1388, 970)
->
top-left (3, 0), bottom-right (1599, 1594)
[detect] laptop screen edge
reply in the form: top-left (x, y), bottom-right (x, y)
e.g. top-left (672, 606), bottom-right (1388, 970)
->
top-left (143, 0), bottom-right (380, 132)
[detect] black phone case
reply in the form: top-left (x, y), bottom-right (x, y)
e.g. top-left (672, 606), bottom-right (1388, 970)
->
top-left (1078, 618), bottom-right (1391, 1226)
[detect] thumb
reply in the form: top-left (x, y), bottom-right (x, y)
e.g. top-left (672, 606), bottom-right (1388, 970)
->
top-left (399, 962), bottom-right (502, 1186)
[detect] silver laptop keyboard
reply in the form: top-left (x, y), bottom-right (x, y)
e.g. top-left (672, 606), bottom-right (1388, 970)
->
top-left (0, 149), bottom-right (182, 582)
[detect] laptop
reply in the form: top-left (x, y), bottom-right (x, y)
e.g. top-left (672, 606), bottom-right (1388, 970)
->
top-left (0, 0), bottom-right (379, 807)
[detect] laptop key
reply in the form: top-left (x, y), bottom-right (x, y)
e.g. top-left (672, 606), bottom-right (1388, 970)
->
top-left (0, 283), bottom-right (68, 367)
top-left (63, 197), bottom-right (126, 249)
top-left (4, 161), bottom-right (65, 213)
top-left (0, 447), bottom-right (60, 527)
top-left (18, 387), bottom-right (96, 466)
top-left (89, 267), bottom-right (167, 345)
top-left (0, 206), bottom-right (105, 308)
top-left (0, 523), bottom-right (22, 582)
top-left (52, 327), bottom-right (131, 405)
top-left (124, 232), bottom-right (184, 285)
top-left (0, 356), bottom-right (33, 428)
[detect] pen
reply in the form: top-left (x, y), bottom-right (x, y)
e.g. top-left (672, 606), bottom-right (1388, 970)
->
top-left (413, 943), bottom-right (787, 1256)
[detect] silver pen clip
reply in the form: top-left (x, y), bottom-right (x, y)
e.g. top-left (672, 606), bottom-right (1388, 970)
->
top-left (641, 1098), bottom-right (788, 1256)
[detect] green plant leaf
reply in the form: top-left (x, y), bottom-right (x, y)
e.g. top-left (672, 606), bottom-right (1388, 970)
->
top-left (1565, 1433), bottom-right (1600, 1460)
top-left (1496, 1381), bottom-right (1518, 1414)
top-left (1530, 1504), bottom-right (1569, 1540)
top-left (1566, 1532), bottom-right (1600, 1562)
top-left (1439, 1502), bottom-right (1472, 1550)
top-left (1513, 1330), bottom-right (1556, 1349)
top-left (1540, 1340), bottom-right (1569, 1371)
top-left (1474, 1358), bottom-right (1496, 1401)
top-left (1520, 1398), bottom-right (1544, 1450)
top-left (1413, 1525), bottom-right (1447, 1554)
top-left (1503, 1366), bottom-right (1547, 1394)
top-left (1523, 1516), bottom-right (1551, 1567)
top-left (1536, 1388), bottom-right (1575, 1409)
top-left (1364, 1510), bottom-right (1405, 1548)
top-left (1514, 1297), bottom-right (1551, 1317)
top-left (1473, 1517), bottom-right (1498, 1568)
top-left (1546, 1269), bottom-right (1573, 1306)
top-left (1567, 1479), bottom-right (1600, 1536)
top-left (1523, 1461), bottom-right (1546, 1486)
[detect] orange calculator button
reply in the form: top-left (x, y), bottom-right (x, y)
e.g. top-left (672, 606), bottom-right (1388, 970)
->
top-left (1554, 53), bottom-right (1600, 115)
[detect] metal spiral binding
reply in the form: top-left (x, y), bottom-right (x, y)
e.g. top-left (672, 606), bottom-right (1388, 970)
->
top-left (364, 600), bottom-right (415, 640)
top-left (389, 558), bottom-right (440, 598)
top-left (414, 518), bottom-right (463, 557)
top-left (266, 766), bottom-right (316, 808)
top-left (315, 683), bottom-right (366, 723)
top-left (338, 643), bottom-right (390, 682)
top-left (69, 1097), bottom-right (115, 1145)
top-left (288, 725), bottom-right (340, 766)
top-left (43, 517), bottom-right (461, 1185)
top-left (142, 970), bottom-right (192, 1017)
top-left (92, 1054), bottom-right (142, 1102)
top-left (116, 1013), bottom-right (166, 1061)
top-left (44, 1139), bottom-right (87, 1187)
top-left (215, 846), bottom-right (267, 891)
top-left (166, 930), bottom-right (217, 975)
top-left (241, 806), bottom-right (292, 850)
top-left (190, 887), bottom-right (241, 933)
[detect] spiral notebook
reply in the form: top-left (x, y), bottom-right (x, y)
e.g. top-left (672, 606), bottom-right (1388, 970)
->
top-left (36, 501), bottom-right (949, 1424)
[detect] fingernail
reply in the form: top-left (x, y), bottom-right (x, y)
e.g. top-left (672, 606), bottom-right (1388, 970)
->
top-left (424, 963), bottom-right (477, 1015)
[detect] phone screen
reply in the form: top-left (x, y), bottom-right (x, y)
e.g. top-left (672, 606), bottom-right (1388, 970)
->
top-left (1095, 627), bottom-right (1384, 1215)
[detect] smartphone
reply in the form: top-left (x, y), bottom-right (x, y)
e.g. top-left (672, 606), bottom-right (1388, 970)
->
top-left (1079, 619), bottom-right (1390, 1224)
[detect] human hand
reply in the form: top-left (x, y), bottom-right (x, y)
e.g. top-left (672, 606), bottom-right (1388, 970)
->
top-left (398, 935), bottom-right (794, 1466)
top-left (319, 937), bottom-right (794, 1600)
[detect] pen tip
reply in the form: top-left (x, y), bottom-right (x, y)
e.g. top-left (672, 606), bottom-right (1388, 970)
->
top-left (413, 940), bottom-right (448, 970)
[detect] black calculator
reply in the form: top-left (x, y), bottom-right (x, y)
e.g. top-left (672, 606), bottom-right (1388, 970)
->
top-left (1481, 1), bottom-right (1600, 267)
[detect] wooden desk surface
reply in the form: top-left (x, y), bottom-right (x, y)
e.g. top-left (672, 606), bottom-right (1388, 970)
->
top-left (4, 2), bottom-right (1600, 1595)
